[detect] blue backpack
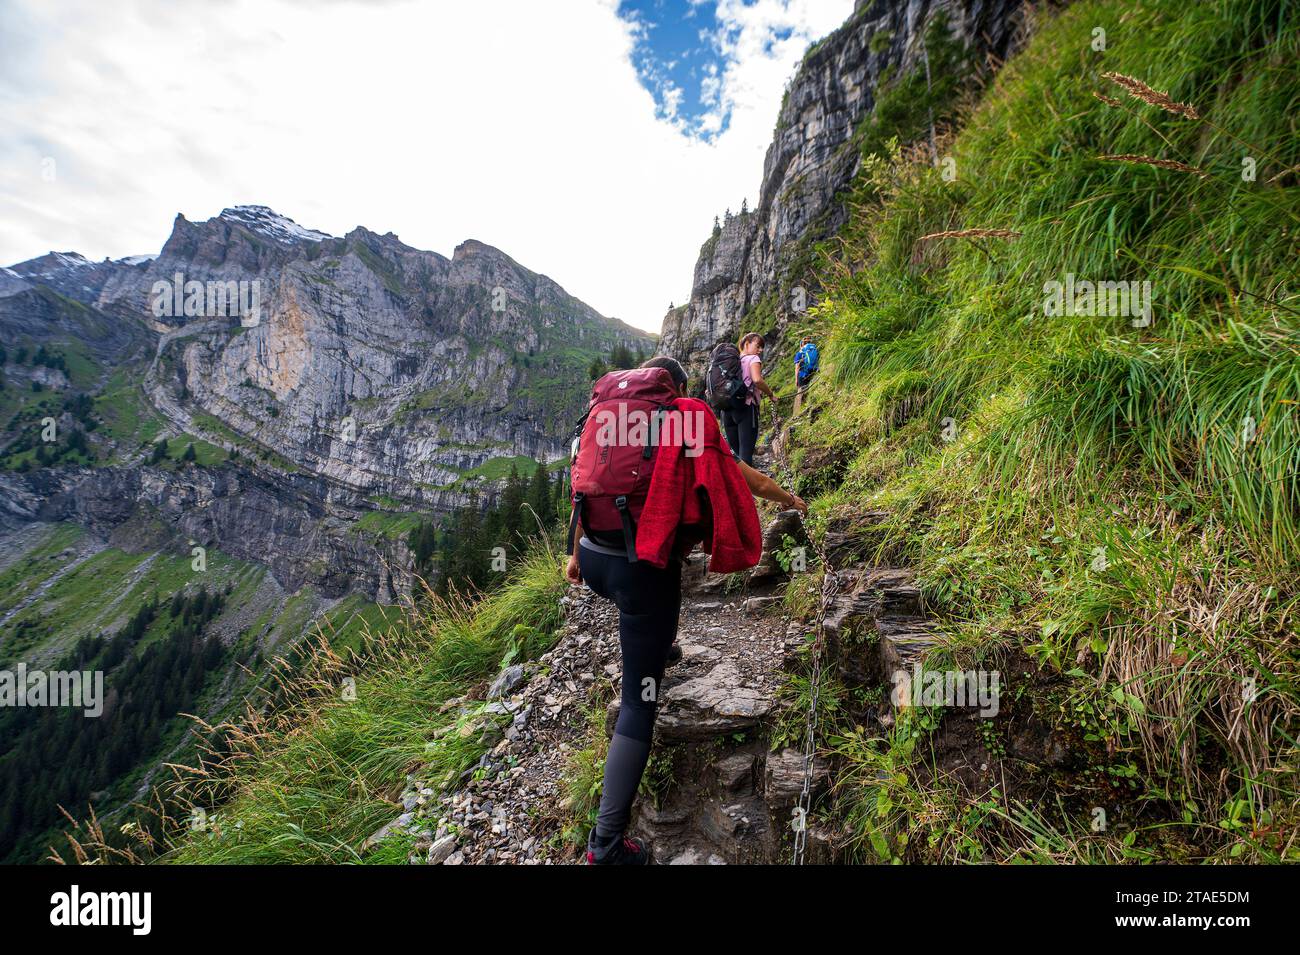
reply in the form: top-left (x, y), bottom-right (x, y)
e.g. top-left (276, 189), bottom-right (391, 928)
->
top-left (795, 342), bottom-right (819, 381)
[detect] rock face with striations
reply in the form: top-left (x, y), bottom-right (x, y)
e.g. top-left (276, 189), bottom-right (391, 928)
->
top-left (133, 208), bottom-right (652, 508)
top-left (2, 205), bottom-right (653, 600)
top-left (659, 0), bottom-right (1030, 374)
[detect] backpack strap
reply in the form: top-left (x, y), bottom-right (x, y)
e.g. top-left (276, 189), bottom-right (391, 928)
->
top-left (613, 495), bottom-right (638, 563)
top-left (643, 404), bottom-right (671, 460)
top-left (570, 410), bottom-right (590, 440)
top-left (566, 492), bottom-right (584, 553)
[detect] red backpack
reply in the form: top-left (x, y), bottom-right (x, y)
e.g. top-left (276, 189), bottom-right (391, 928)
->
top-left (567, 367), bottom-right (679, 562)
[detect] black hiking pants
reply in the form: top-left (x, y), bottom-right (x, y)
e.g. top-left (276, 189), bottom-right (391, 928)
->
top-left (577, 543), bottom-right (682, 840)
top-left (722, 401), bottom-right (759, 466)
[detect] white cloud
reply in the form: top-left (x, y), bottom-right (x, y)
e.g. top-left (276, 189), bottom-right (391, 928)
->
top-left (0, 0), bottom-right (850, 331)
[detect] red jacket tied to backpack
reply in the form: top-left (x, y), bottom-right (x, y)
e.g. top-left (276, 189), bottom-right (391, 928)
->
top-left (635, 396), bottom-right (761, 573)
top-left (569, 368), bottom-right (760, 573)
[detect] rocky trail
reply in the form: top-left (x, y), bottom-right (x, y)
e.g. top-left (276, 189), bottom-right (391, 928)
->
top-left (371, 500), bottom-right (951, 865)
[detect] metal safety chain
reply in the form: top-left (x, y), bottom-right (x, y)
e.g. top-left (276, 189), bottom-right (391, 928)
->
top-left (766, 400), bottom-right (838, 864)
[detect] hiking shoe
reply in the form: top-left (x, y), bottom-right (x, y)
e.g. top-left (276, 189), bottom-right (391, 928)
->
top-left (666, 643), bottom-right (682, 667)
top-left (587, 833), bottom-right (650, 865)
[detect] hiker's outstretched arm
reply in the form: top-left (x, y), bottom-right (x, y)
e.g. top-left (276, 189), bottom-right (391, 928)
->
top-left (749, 359), bottom-right (777, 401)
top-left (736, 460), bottom-right (807, 514)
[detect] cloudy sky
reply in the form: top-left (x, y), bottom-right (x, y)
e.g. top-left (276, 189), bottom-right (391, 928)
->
top-left (0, 0), bottom-right (850, 331)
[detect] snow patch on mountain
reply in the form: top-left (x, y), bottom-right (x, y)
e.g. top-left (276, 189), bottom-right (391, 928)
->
top-left (218, 205), bottom-right (332, 245)
top-left (0, 267), bottom-right (32, 297)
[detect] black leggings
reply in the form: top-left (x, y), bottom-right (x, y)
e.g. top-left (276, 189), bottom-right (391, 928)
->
top-left (578, 544), bottom-right (682, 839)
top-left (722, 402), bottom-right (759, 465)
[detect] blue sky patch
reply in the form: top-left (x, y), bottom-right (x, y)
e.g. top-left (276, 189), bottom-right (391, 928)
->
top-left (619, 0), bottom-right (735, 139)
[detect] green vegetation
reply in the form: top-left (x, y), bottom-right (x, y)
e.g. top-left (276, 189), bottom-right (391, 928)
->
top-left (587, 341), bottom-right (648, 381)
top-left (0, 343), bottom-right (163, 470)
top-left (427, 458), bottom-right (564, 597)
top-left (855, 12), bottom-right (968, 161)
top-left (784, 0), bottom-right (1299, 862)
top-left (156, 434), bottom-right (226, 469)
top-left (318, 597), bottom-right (400, 660)
top-left (137, 547), bottom-right (566, 864)
top-left (94, 370), bottom-right (167, 452)
top-left (0, 523), bottom-right (87, 623)
top-left (455, 454), bottom-right (547, 485)
top-left (4, 321), bottom-right (105, 390)
top-left (0, 523), bottom-right (403, 862)
top-left (351, 509), bottom-right (424, 539)
top-left (182, 411), bottom-right (299, 473)
top-left (349, 237), bottom-right (406, 297)
top-left (0, 534), bottom-right (261, 667)
top-left (0, 585), bottom-right (234, 863)
top-left (1, 368), bottom-right (102, 472)
top-left (562, 702), bottom-right (615, 848)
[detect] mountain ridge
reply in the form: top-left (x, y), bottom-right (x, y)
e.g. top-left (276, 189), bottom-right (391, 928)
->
top-left (1, 201), bottom-right (653, 633)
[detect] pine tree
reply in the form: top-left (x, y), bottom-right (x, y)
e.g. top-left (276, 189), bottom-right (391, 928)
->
top-left (499, 464), bottom-right (527, 554)
top-left (440, 493), bottom-right (484, 597)
top-left (410, 518), bottom-right (436, 570)
top-left (527, 460), bottom-right (555, 530)
top-left (609, 343), bottom-right (635, 370)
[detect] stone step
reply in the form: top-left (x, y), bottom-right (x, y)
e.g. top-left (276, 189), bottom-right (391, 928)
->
top-left (859, 567), bottom-right (923, 616)
top-left (606, 659), bottom-right (774, 743)
top-left (822, 565), bottom-right (922, 637)
top-left (630, 741), bottom-right (830, 864)
top-left (876, 613), bottom-right (940, 674)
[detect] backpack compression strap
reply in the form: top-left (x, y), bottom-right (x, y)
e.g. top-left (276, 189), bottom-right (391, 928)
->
top-left (613, 495), bottom-right (638, 563)
top-left (566, 492), bottom-right (584, 554)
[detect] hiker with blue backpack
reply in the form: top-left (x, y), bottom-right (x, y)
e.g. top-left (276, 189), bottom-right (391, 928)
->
top-left (565, 355), bottom-right (806, 864)
top-left (793, 337), bottom-right (819, 415)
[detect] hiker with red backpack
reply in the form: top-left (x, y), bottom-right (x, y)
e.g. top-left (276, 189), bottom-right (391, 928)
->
top-left (565, 355), bottom-right (806, 864)
top-left (706, 333), bottom-right (775, 466)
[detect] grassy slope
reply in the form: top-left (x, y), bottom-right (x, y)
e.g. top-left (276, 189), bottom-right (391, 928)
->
top-left (0, 521), bottom-right (415, 857)
top-left (157, 548), bottom-right (564, 864)
top-left (0, 533), bottom-right (263, 666)
top-left (786, 0), bottom-right (1298, 862)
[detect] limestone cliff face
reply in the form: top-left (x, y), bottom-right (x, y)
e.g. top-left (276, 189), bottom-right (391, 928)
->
top-left (137, 210), bottom-right (652, 507)
top-left (0, 464), bottom-right (414, 601)
top-left (659, 0), bottom-right (1030, 373)
top-left (3, 206), bottom-right (653, 600)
